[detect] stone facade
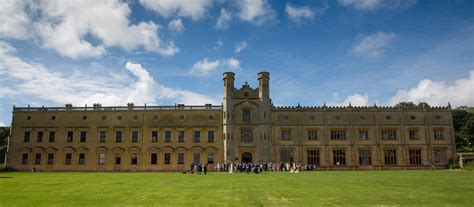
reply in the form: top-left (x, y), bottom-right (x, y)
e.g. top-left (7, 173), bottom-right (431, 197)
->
top-left (5, 72), bottom-right (456, 171)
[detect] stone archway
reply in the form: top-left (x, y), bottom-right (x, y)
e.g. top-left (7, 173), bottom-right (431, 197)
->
top-left (242, 152), bottom-right (252, 163)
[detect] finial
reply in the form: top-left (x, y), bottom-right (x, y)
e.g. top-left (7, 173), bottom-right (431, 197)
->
top-left (448, 102), bottom-right (451, 109)
top-left (373, 102), bottom-right (377, 107)
top-left (297, 102), bottom-right (301, 107)
top-left (349, 102), bottom-right (352, 107)
top-left (323, 102), bottom-right (326, 107)
top-left (245, 80), bottom-right (248, 85)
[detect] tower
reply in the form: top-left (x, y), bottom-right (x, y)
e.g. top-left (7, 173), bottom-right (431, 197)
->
top-left (223, 72), bottom-right (235, 162)
top-left (257, 72), bottom-right (272, 162)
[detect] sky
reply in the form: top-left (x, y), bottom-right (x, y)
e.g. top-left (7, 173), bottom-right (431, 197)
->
top-left (0, 0), bottom-right (473, 126)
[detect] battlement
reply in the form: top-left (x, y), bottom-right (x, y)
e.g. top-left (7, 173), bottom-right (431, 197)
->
top-left (272, 104), bottom-right (451, 111)
top-left (13, 103), bottom-right (223, 112)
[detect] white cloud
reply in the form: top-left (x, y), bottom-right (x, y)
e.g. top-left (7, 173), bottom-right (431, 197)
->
top-left (329, 93), bottom-right (369, 106)
top-left (285, 3), bottom-right (326, 24)
top-left (168, 18), bottom-right (185, 33)
top-left (139, 0), bottom-right (213, 20)
top-left (234, 41), bottom-right (247, 53)
top-left (0, 41), bottom-right (217, 106)
top-left (1, 0), bottom-right (179, 59)
top-left (236, 0), bottom-right (276, 26)
top-left (215, 8), bottom-right (232, 29)
top-left (191, 58), bottom-right (221, 74)
top-left (191, 57), bottom-right (240, 75)
top-left (389, 70), bottom-right (474, 107)
top-left (338, 0), bottom-right (417, 10)
top-left (351, 32), bottom-right (396, 58)
top-left (0, 122), bottom-right (6, 126)
top-left (226, 58), bottom-right (240, 70)
top-left (0, 0), bottom-right (31, 39)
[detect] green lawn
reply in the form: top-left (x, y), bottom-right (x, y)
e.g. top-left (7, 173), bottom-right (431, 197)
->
top-left (0, 170), bottom-right (473, 206)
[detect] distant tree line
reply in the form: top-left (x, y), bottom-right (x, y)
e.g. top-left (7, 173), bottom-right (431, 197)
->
top-left (0, 127), bottom-right (9, 163)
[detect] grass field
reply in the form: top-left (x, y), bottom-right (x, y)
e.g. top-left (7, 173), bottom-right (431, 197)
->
top-left (0, 170), bottom-right (473, 206)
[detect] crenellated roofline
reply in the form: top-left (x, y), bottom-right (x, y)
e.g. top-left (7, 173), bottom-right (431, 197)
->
top-left (272, 104), bottom-right (451, 111)
top-left (13, 103), bottom-right (223, 112)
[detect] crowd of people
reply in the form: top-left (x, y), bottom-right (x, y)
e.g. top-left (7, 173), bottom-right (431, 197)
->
top-left (187, 162), bottom-right (318, 174)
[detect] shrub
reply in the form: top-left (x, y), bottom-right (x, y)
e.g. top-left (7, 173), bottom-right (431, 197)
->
top-left (447, 159), bottom-right (459, 169)
top-left (464, 163), bottom-right (474, 171)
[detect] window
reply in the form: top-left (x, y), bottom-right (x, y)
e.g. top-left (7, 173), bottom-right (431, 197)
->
top-left (165, 131), bottom-right (171, 143)
top-left (151, 153), bottom-right (157, 165)
top-left (115, 131), bottom-right (122, 143)
top-left (384, 149), bottom-right (397, 165)
top-left (79, 153), bottom-right (85, 165)
top-left (281, 129), bottom-right (292, 141)
top-left (434, 149), bottom-right (447, 164)
top-left (131, 153), bottom-right (138, 165)
top-left (115, 155), bottom-right (121, 165)
top-left (242, 108), bottom-right (251, 123)
top-left (331, 130), bottom-right (346, 140)
top-left (21, 153), bottom-right (28, 165)
top-left (47, 153), bottom-right (54, 165)
top-left (434, 129), bottom-right (444, 140)
top-left (80, 131), bottom-right (87, 142)
top-left (99, 153), bottom-right (105, 165)
top-left (359, 130), bottom-right (369, 140)
top-left (178, 153), bottom-right (184, 164)
top-left (241, 128), bottom-right (253, 143)
top-left (280, 149), bottom-right (293, 163)
top-left (151, 131), bottom-right (158, 142)
top-left (208, 131), bottom-right (215, 143)
top-left (24, 131), bottom-right (30, 142)
top-left (193, 131), bottom-right (201, 143)
top-left (333, 149), bottom-right (346, 166)
top-left (49, 131), bottom-right (55, 143)
top-left (35, 153), bottom-right (42, 165)
top-left (381, 130), bottom-right (397, 140)
top-left (132, 131), bottom-right (139, 143)
top-left (409, 149), bottom-right (422, 165)
top-left (409, 129), bottom-right (419, 140)
top-left (164, 153), bottom-right (171, 165)
top-left (37, 131), bottom-right (43, 142)
top-left (65, 153), bottom-right (72, 165)
top-left (307, 149), bottom-right (320, 165)
top-left (359, 149), bottom-right (371, 166)
top-left (207, 153), bottom-right (214, 164)
top-left (67, 131), bottom-right (73, 142)
top-left (178, 131), bottom-right (185, 143)
top-left (99, 131), bottom-right (107, 143)
top-left (308, 130), bottom-right (317, 140)
top-left (194, 153), bottom-right (201, 164)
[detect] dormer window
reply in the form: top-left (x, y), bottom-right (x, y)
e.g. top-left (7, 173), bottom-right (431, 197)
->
top-left (243, 108), bottom-right (251, 123)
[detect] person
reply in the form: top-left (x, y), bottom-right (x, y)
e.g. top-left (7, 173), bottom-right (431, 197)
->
top-left (204, 164), bottom-right (208, 175)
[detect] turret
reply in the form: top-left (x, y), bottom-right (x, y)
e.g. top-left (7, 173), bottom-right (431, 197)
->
top-left (258, 72), bottom-right (269, 99)
top-left (223, 72), bottom-right (235, 98)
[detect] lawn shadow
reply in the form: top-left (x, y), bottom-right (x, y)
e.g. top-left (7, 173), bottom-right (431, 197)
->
top-left (0, 176), bottom-right (14, 178)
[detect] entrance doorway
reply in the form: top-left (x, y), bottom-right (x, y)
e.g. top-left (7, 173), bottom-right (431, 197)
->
top-left (242, 152), bottom-right (252, 163)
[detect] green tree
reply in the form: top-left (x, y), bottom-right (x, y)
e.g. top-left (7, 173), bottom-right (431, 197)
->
top-left (0, 127), bottom-right (9, 163)
top-left (452, 107), bottom-right (474, 151)
top-left (417, 102), bottom-right (430, 108)
top-left (395, 102), bottom-right (416, 108)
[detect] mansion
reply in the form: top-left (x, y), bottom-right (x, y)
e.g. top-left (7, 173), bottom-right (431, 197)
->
top-left (5, 72), bottom-right (456, 171)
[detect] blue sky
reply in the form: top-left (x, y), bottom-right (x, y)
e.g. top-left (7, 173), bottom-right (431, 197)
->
top-left (0, 0), bottom-right (473, 126)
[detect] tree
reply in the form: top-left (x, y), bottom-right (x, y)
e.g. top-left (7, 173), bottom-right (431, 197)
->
top-left (417, 102), bottom-right (430, 108)
top-left (452, 107), bottom-right (474, 151)
top-left (0, 127), bottom-right (9, 163)
top-left (395, 102), bottom-right (416, 108)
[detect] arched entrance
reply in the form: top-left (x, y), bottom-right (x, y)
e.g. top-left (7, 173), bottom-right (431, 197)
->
top-left (242, 152), bottom-right (252, 163)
